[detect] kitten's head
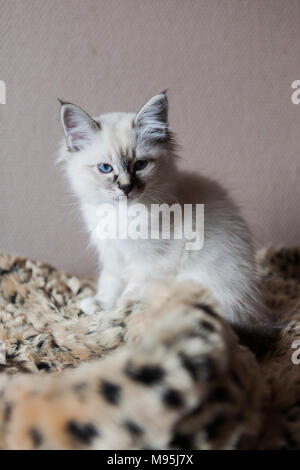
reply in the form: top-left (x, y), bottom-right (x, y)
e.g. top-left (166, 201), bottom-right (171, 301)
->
top-left (58, 91), bottom-right (178, 205)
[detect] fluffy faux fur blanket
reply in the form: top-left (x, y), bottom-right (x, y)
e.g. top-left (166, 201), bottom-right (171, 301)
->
top-left (0, 247), bottom-right (299, 450)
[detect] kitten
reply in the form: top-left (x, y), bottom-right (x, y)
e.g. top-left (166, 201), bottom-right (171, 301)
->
top-left (58, 91), bottom-right (264, 326)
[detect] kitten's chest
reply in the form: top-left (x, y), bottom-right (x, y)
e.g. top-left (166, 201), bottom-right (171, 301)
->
top-left (83, 201), bottom-right (184, 275)
top-left (100, 237), bottom-right (183, 280)
top-left (83, 201), bottom-right (157, 246)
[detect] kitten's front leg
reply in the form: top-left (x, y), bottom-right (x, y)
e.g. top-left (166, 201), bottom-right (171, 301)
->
top-left (119, 280), bottom-right (149, 304)
top-left (80, 271), bottom-right (125, 315)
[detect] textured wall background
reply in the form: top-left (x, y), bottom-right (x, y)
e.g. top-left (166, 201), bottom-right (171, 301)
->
top-left (1, 0), bottom-right (300, 275)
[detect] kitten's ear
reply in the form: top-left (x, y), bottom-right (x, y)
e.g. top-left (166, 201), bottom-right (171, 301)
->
top-left (60, 101), bottom-right (100, 152)
top-left (135, 91), bottom-right (169, 145)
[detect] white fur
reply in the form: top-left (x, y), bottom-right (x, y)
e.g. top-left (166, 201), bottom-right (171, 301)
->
top-left (58, 93), bottom-right (263, 325)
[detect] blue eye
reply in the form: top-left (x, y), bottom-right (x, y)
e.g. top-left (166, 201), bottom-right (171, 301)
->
top-left (97, 163), bottom-right (113, 174)
top-left (134, 160), bottom-right (148, 171)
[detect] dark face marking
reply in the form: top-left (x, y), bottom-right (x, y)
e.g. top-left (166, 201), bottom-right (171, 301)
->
top-left (115, 147), bottom-right (148, 196)
top-left (120, 152), bottom-right (131, 171)
top-left (100, 380), bottom-right (121, 405)
top-left (67, 420), bottom-right (99, 445)
top-left (117, 151), bottom-right (138, 195)
top-left (125, 361), bottom-right (165, 385)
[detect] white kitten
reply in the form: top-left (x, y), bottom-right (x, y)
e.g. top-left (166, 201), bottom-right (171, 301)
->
top-left (58, 92), bottom-right (264, 326)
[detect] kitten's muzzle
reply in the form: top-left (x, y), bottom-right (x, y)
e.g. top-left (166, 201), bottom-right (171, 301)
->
top-left (117, 182), bottom-right (134, 196)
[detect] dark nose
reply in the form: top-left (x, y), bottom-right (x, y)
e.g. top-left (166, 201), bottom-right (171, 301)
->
top-left (118, 183), bottom-right (134, 195)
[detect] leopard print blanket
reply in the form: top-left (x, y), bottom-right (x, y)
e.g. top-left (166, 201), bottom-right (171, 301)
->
top-left (0, 247), bottom-right (299, 449)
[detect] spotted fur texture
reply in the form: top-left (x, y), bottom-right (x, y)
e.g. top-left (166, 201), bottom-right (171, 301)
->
top-left (0, 247), bottom-right (299, 449)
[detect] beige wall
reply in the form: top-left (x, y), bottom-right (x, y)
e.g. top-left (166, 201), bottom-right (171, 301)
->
top-left (1, 0), bottom-right (300, 275)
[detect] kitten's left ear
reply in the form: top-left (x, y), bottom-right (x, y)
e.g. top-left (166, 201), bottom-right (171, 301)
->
top-left (60, 101), bottom-right (100, 152)
top-left (135, 91), bottom-right (169, 145)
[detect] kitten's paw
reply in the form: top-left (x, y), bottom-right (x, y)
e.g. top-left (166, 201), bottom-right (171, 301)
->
top-left (79, 297), bottom-right (102, 315)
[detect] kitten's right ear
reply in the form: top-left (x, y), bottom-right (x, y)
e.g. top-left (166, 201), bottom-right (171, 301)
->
top-left (60, 101), bottom-right (100, 152)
